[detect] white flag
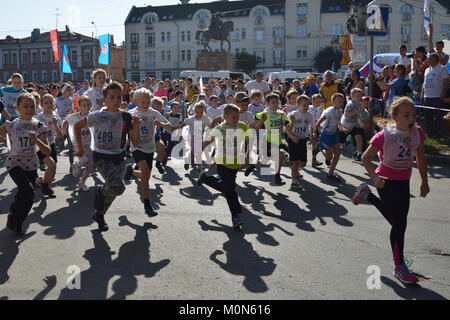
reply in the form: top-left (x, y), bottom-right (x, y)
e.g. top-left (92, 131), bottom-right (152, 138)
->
top-left (199, 76), bottom-right (204, 94)
top-left (424, 0), bottom-right (432, 36)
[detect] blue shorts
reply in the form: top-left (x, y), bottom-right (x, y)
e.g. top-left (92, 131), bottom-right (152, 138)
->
top-left (320, 132), bottom-right (339, 151)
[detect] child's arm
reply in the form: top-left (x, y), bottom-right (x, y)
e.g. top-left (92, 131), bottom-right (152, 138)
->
top-left (0, 125), bottom-right (6, 136)
top-left (54, 118), bottom-right (64, 140)
top-left (74, 119), bottom-right (86, 157)
top-left (154, 119), bottom-right (172, 132)
top-left (314, 115), bottom-right (326, 134)
top-left (254, 113), bottom-right (267, 131)
top-left (31, 132), bottom-right (51, 157)
top-left (129, 116), bottom-right (141, 147)
top-left (177, 121), bottom-right (188, 130)
top-left (416, 142), bottom-right (430, 198)
top-left (210, 116), bottom-right (223, 129)
top-left (362, 144), bottom-right (388, 189)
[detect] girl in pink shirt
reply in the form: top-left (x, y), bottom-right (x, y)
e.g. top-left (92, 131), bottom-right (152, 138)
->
top-left (154, 81), bottom-right (168, 98)
top-left (352, 97), bottom-right (430, 285)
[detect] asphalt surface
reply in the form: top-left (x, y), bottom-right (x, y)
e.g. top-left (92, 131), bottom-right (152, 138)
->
top-left (0, 145), bottom-right (449, 300)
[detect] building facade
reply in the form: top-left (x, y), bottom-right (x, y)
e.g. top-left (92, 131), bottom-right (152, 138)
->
top-left (0, 26), bottom-right (126, 84)
top-left (124, 0), bottom-right (449, 80)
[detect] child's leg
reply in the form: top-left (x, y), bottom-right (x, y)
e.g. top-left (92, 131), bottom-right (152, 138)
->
top-left (79, 153), bottom-right (94, 185)
top-left (207, 165), bottom-right (241, 218)
top-left (355, 134), bottom-right (363, 153)
top-left (329, 144), bottom-right (341, 174)
top-left (291, 161), bottom-right (300, 180)
top-left (42, 156), bottom-right (56, 185)
top-left (156, 140), bottom-right (165, 162)
top-left (65, 135), bottom-right (74, 166)
top-left (136, 160), bottom-right (151, 200)
top-left (8, 168), bottom-right (37, 230)
top-left (95, 159), bottom-right (126, 215)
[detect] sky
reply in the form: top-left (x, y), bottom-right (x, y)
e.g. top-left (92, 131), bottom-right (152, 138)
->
top-left (0, 0), bottom-right (212, 45)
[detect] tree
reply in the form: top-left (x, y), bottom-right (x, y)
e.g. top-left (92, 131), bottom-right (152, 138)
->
top-left (313, 46), bottom-right (343, 73)
top-left (236, 52), bottom-right (258, 75)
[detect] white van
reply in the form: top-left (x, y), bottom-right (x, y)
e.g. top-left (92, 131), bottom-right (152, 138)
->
top-left (180, 70), bottom-right (251, 84)
top-left (267, 70), bottom-right (319, 83)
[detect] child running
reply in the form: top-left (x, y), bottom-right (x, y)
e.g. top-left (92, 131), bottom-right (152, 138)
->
top-left (352, 97), bottom-right (429, 285)
top-left (163, 101), bottom-right (183, 160)
top-left (55, 83), bottom-right (75, 172)
top-left (0, 73), bottom-right (27, 121)
top-left (1, 93), bottom-right (51, 236)
top-left (341, 88), bottom-right (366, 162)
top-left (74, 82), bottom-right (141, 232)
top-left (308, 94), bottom-right (324, 167)
top-left (314, 93), bottom-right (346, 182)
top-left (66, 95), bottom-right (94, 192)
top-left (34, 94), bottom-right (64, 197)
top-left (285, 95), bottom-right (314, 191)
top-left (126, 91), bottom-right (172, 216)
top-left (197, 104), bottom-right (251, 228)
top-left (87, 69), bottom-right (107, 112)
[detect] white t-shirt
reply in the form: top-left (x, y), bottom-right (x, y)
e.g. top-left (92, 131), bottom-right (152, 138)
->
top-left (130, 108), bottom-right (168, 153)
top-left (288, 110), bottom-right (314, 139)
top-left (87, 87), bottom-right (104, 112)
top-left (55, 97), bottom-right (74, 119)
top-left (207, 106), bottom-right (223, 120)
top-left (244, 80), bottom-right (271, 103)
top-left (399, 56), bottom-right (412, 80)
top-left (67, 113), bottom-right (91, 151)
top-left (239, 111), bottom-right (255, 127)
top-left (423, 64), bottom-right (449, 98)
top-left (308, 105), bottom-right (323, 125)
top-left (248, 103), bottom-right (265, 116)
top-left (184, 115), bottom-right (211, 138)
top-left (34, 112), bottom-right (62, 145)
top-left (341, 101), bottom-right (361, 130)
top-left (320, 107), bottom-right (343, 134)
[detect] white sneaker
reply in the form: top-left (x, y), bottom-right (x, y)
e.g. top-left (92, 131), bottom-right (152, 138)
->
top-left (72, 164), bottom-right (82, 178)
top-left (77, 183), bottom-right (89, 192)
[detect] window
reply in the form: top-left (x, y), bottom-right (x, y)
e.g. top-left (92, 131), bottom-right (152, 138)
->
top-left (52, 71), bottom-right (58, 82)
top-left (22, 52), bottom-right (27, 64)
top-left (273, 48), bottom-right (282, 65)
top-left (71, 50), bottom-right (77, 63)
top-left (297, 3), bottom-right (308, 15)
top-left (400, 4), bottom-right (414, 15)
top-left (162, 51), bottom-right (165, 62)
top-left (233, 28), bottom-right (240, 41)
top-left (354, 36), bottom-right (366, 42)
top-left (131, 52), bottom-right (140, 63)
top-left (167, 32), bottom-right (171, 42)
top-left (145, 52), bottom-right (155, 67)
top-left (441, 24), bottom-right (450, 36)
top-left (297, 25), bottom-right (307, 38)
top-left (273, 27), bottom-right (284, 38)
top-left (84, 50), bottom-right (91, 62)
top-left (377, 45), bottom-right (390, 54)
top-left (41, 51), bottom-right (47, 64)
top-left (235, 48), bottom-right (240, 55)
top-left (72, 71), bottom-right (77, 82)
top-left (254, 28), bottom-right (265, 45)
top-left (187, 31), bottom-right (191, 41)
top-left (161, 32), bottom-right (165, 42)
top-left (12, 53), bottom-right (17, 65)
top-left (146, 32), bottom-right (155, 47)
top-left (353, 46), bottom-right (367, 64)
top-left (181, 50), bottom-right (186, 61)
top-left (297, 47), bottom-right (307, 59)
top-left (131, 72), bottom-right (140, 82)
top-left (254, 49), bottom-right (265, 64)
top-left (22, 72), bottom-right (28, 82)
top-left (187, 50), bottom-right (191, 61)
top-left (181, 31), bottom-right (185, 42)
top-left (85, 71), bottom-right (91, 80)
top-left (401, 24), bottom-right (411, 35)
top-left (331, 24), bottom-right (343, 36)
top-left (32, 52), bottom-right (37, 64)
top-left (131, 33), bottom-right (139, 44)
top-left (167, 51), bottom-right (171, 61)
top-left (32, 71), bottom-right (38, 82)
top-left (3, 53), bottom-right (8, 65)
top-left (42, 71), bottom-right (47, 82)
top-left (241, 28), bottom-right (246, 40)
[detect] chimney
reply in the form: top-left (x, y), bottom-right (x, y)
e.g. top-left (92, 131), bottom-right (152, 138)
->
top-left (110, 35), bottom-right (115, 46)
top-left (65, 25), bottom-right (71, 33)
top-left (31, 28), bottom-right (41, 42)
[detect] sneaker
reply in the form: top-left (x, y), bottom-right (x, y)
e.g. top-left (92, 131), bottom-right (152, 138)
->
top-left (41, 182), bottom-right (56, 198)
top-left (14, 225), bottom-right (25, 237)
top-left (327, 173), bottom-right (342, 182)
top-left (156, 161), bottom-right (165, 175)
top-left (312, 159), bottom-right (323, 167)
top-left (6, 213), bottom-right (15, 232)
top-left (39, 163), bottom-right (47, 172)
top-left (92, 212), bottom-right (109, 232)
top-left (393, 263), bottom-right (419, 284)
top-left (197, 169), bottom-right (207, 186)
top-left (352, 152), bottom-right (359, 160)
top-left (244, 164), bottom-right (256, 177)
top-left (94, 187), bottom-right (106, 212)
top-left (274, 174), bottom-right (286, 186)
top-left (72, 164), bottom-right (82, 178)
top-left (184, 164), bottom-right (190, 170)
top-left (144, 202), bottom-right (158, 217)
top-left (357, 153), bottom-right (362, 162)
top-left (290, 183), bottom-right (304, 191)
top-left (325, 159), bottom-right (331, 167)
top-left (232, 216), bottom-right (243, 229)
top-left (77, 183), bottom-right (90, 192)
top-left (124, 165), bottom-right (134, 181)
top-left (352, 183), bottom-right (371, 205)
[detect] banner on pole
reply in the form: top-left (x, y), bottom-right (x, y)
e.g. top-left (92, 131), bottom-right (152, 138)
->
top-left (424, 0), bottom-right (432, 37)
top-left (98, 34), bottom-right (110, 65)
top-left (62, 45), bottom-right (72, 74)
top-left (50, 30), bottom-right (60, 63)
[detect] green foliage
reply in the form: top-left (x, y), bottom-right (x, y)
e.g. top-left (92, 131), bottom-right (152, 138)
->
top-left (236, 52), bottom-right (258, 75)
top-left (313, 46), bottom-right (344, 73)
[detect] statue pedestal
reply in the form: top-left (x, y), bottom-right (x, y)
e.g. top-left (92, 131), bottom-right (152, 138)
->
top-left (196, 52), bottom-right (236, 71)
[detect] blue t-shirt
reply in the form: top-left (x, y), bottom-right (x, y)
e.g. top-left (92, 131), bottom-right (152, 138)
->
top-left (127, 102), bottom-right (137, 111)
top-left (0, 87), bottom-right (27, 118)
top-left (388, 77), bottom-right (405, 105)
top-left (306, 83), bottom-right (320, 97)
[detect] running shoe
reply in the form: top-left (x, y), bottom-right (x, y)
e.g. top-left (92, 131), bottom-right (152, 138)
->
top-left (232, 216), bottom-right (243, 229)
top-left (393, 263), bottom-right (419, 284)
top-left (352, 183), bottom-right (371, 205)
top-left (156, 161), bottom-right (165, 175)
top-left (327, 173), bottom-right (342, 182)
top-left (92, 212), bottom-right (109, 232)
top-left (275, 174), bottom-right (286, 186)
top-left (144, 202), bottom-right (158, 217)
top-left (352, 152), bottom-right (359, 160)
top-left (312, 159), bottom-right (323, 167)
top-left (184, 164), bottom-right (190, 170)
top-left (39, 163), bottom-right (47, 172)
top-left (14, 225), bottom-right (25, 237)
top-left (245, 164), bottom-right (256, 177)
top-left (124, 165), bottom-right (134, 181)
top-left (290, 183), bottom-right (304, 191)
top-left (357, 154), bottom-right (362, 162)
top-left (325, 159), bottom-right (331, 167)
top-left (41, 182), bottom-right (56, 198)
top-left (197, 169), bottom-right (207, 186)
top-left (72, 164), bottom-right (81, 178)
top-left (77, 183), bottom-right (90, 192)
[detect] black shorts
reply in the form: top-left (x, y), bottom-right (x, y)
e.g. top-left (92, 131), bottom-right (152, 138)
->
top-left (132, 150), bottom-right (154, 169)
top-left (340, 128), bottom-right (365, 144)
top-left (287, 137), bottom-right (308, 163)
top-left (37, 143), bottom-right (57, 163)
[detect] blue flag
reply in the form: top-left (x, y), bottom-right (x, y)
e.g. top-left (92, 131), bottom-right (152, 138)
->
top-left (332, 62), bottom-right (335, 72)
top-left (98, 34), bottom-right (110, 65)
top-left (62, 44), bottom-right (72, 74)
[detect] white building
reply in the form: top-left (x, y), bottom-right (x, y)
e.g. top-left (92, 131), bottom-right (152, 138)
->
top-left (124, 0), bottom-right (450, 81)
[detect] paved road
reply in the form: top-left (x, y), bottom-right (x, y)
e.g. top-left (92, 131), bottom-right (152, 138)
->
top-left (0, 146), bottom-right (449, 300)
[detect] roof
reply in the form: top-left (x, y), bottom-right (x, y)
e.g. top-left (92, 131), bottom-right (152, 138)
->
top-left (125, 0), bottom-right (284, 24)
top-left (436, 0), bottom-right (450, 13)
top-left (0, 29), bottom-right (97, 45)
top-left (321, 0), bottom-right (450, 14)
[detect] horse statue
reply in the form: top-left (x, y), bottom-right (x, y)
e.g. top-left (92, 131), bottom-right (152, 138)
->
top-left (196, 18), bottom-right (234, 52)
